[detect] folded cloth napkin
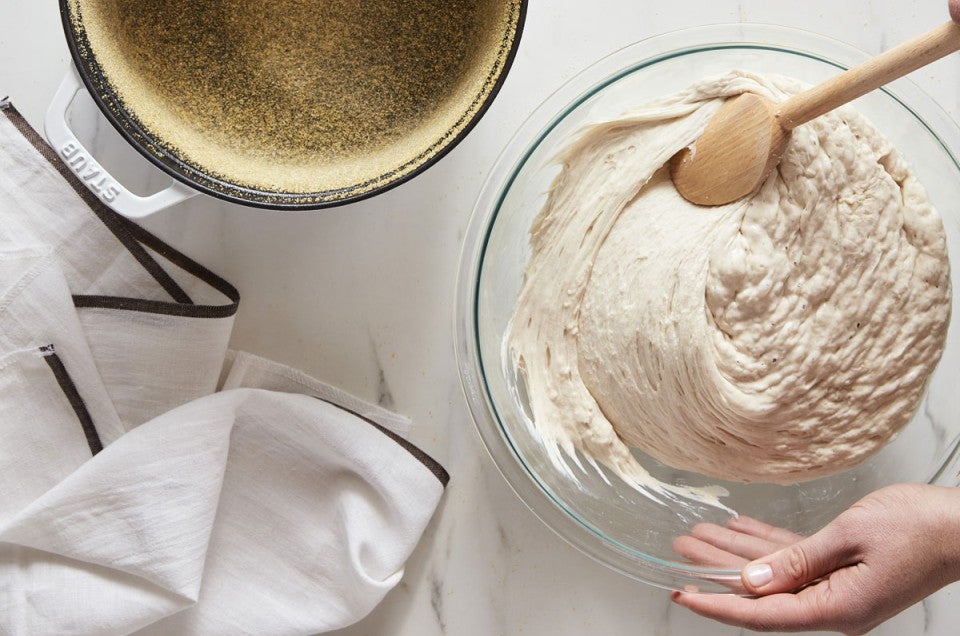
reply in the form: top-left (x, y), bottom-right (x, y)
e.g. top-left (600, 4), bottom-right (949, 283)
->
top-left (0, 100), bottom-right (448, 636)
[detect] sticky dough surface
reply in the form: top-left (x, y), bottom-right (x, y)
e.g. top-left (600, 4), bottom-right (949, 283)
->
top-left (507, 72), bottom-right (951, 485)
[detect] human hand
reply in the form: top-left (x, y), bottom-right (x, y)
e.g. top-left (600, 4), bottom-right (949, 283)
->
top-left (951, 0), bottom-right (960, 24)
top-left (670, 483), bottom-right (960, 635)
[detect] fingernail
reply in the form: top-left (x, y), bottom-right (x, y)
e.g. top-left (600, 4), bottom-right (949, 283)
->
top-left (745, 563), bottom-right (773, 587)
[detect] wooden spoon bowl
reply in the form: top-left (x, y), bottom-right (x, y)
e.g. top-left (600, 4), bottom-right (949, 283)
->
top-left (671, 12), bottom-right (960, 207)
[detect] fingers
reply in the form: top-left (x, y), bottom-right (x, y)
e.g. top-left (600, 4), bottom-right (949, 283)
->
top-left (673, 516), bottom-right (803, 567)
top-left (726, 514), bottom-right (804, 546)
top-left (740, 522), bottom-right (859, 595)
top-left (673, 514), bottom-right (846, 596)
top-left (671, 586), bottom-right (839, 633)
top-left (951, 0), bottom-right (960, 24)
top-left (690, 522), bottom-right (785, 561)
top-left (673, 534), bottom-right (750, 569)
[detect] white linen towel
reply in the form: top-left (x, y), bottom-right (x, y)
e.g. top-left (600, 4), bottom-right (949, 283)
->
top-left (0, 100), bottom-right (448, 636)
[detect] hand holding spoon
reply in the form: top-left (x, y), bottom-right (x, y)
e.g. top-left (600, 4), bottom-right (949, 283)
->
top-left (670, 1), bottom-right (960, 206)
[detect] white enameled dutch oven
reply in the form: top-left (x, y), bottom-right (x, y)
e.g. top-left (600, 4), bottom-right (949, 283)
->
top-left (46, 0), bottom-right (526, 218)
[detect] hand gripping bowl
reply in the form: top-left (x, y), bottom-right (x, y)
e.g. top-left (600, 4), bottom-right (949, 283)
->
top-left (46, 0), bottom-right (525, 217)
top-left (454, 24), bottom-right (960, 593)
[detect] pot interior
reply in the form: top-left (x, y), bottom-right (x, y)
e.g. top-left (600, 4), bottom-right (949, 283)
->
top-left (64, 0), bottom-right (525, 207)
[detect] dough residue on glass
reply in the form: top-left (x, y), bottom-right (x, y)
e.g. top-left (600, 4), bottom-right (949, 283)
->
top-left (507, 71), bottom-right (951, 490)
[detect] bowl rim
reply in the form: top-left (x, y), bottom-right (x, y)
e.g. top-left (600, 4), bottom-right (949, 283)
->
top-left (454, 21), bottom-right (960, 591)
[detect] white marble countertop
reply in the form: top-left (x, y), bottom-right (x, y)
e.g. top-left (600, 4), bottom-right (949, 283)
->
top-left (2, 1), bottom-right (959, 634)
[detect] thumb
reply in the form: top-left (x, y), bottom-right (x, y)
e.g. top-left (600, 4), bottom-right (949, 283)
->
top-left (741, 524), bottom-right (857, 595)
top-left (952, 0), bottom-right (960, 24)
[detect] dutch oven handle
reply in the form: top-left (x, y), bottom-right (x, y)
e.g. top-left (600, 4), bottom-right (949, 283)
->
top-left (44, 65), bottom-right (197, 219)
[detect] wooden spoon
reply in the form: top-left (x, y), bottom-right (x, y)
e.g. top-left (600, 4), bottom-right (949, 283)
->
top-left (671, 13), bottom-right (960, 206)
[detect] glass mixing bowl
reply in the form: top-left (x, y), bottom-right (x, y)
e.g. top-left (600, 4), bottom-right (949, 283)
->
top-left (454, 24), bottom-right (960, 593)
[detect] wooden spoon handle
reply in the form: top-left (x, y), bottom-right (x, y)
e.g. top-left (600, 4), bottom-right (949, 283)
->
top-left (778, 21), bottom-right (960, 130)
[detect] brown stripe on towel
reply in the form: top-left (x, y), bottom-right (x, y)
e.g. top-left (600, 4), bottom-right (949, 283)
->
top-left (73, 293), bottom-right (238, 318)
top-left (40, 344), bottom-right (104, 456)
top-left (315, 397), bottom-right (450, 487)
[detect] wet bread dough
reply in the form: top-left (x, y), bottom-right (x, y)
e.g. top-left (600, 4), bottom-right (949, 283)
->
top-left (508, 72), bottom-right (951, 485)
